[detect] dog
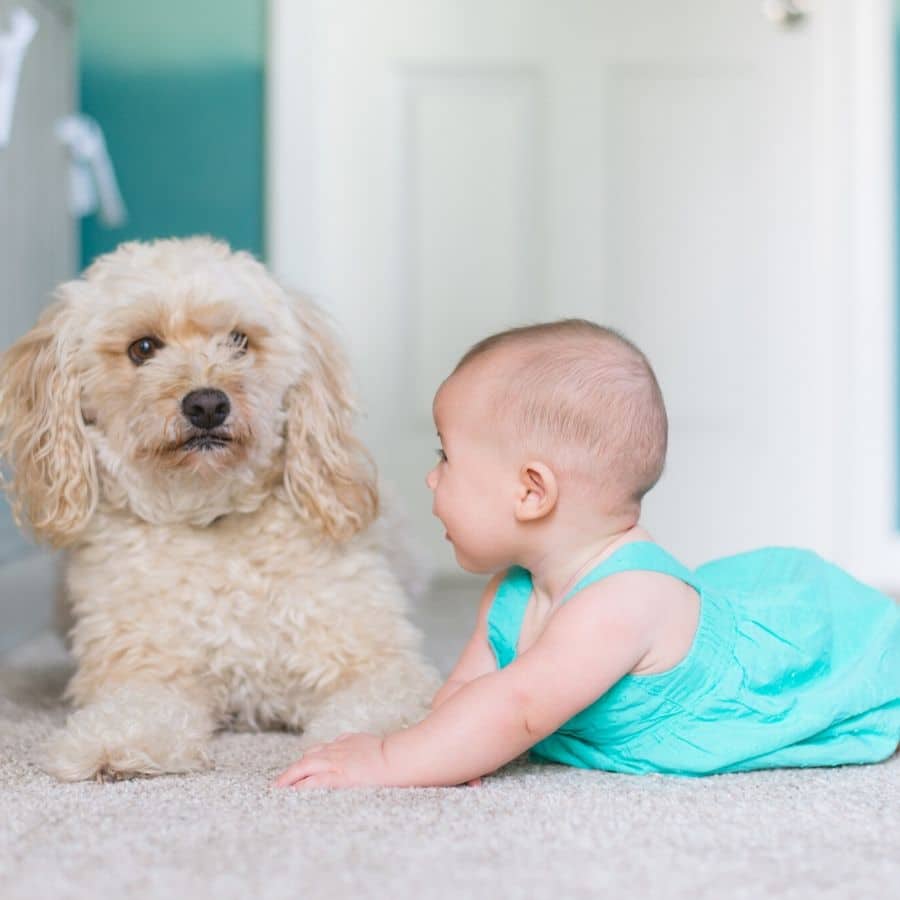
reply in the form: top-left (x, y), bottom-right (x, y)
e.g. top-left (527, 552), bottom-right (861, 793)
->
top-left (0, 236), bottom-right (439, 781)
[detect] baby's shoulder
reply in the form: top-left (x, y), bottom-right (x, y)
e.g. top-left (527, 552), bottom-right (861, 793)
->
top-left (563, 567), bottom-right (700, 675)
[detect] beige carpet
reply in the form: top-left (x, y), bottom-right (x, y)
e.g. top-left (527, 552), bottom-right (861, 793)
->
top-left (1, 601), bottom-right (898, 900)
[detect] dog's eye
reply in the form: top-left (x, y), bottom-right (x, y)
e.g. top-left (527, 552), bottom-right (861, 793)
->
top-left (229, 331), bottom-right (249, 355)
top-left (128, 336), bottom-right (163, 366)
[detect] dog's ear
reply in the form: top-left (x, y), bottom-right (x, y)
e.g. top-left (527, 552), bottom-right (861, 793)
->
top-left (282, 296), bottom-right (378, 541)
top-left (0, 289), bottom-right (98, 546)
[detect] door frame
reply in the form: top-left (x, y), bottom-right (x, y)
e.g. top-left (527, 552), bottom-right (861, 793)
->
top-left (841, 0), bottom-right (899, 587)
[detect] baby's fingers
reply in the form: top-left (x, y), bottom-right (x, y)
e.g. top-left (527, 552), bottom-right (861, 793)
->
top-left (273, 756), bottom-right (338, 787)
top-left (293, 772), bottom-right (347, 789)
top-left (299, 735), bottom-right (353, 757)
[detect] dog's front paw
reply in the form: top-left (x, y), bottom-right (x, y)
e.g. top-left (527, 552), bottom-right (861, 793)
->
top-left (40, 684), bottom-right (216, 782)
top-left (298, 658), bottom-right (440, 749)
top-left (42, 723), bottom-right (213, 783)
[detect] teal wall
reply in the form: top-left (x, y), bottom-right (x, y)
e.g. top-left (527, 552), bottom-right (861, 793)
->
top-left (78, 0), bottom-right (265, 268)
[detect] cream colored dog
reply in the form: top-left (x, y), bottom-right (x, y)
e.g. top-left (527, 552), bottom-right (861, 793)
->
top-left (0, 236), bottom-right (438, 782)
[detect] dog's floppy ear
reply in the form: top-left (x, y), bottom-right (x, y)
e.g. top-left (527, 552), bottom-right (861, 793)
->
top-left (0, 289), bottom-right (98, 546)
top-left (282, 296), bottom-right (378, 541)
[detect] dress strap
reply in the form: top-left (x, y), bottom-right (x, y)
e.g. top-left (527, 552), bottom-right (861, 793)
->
top-left (562, 541), bottom-right (700, 603)
top-left (486, 566), bottom-right (532, 669)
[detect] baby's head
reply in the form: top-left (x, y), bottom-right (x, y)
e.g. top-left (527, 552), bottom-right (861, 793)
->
top-left (427, 319), bottom-right (667, 572)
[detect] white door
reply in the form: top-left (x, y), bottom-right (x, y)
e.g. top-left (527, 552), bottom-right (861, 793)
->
top-left (268, 1), bottom-right (874, 577)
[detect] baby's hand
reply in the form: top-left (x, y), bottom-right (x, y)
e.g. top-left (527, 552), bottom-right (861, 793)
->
top-left (273, 733), bottom-right (390, 789)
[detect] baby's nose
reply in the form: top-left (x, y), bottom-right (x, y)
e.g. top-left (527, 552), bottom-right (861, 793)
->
top-left (425, 467), bottom-right (437, 490)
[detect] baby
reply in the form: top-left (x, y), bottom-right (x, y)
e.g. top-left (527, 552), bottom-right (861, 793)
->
top-left (276, 319), bottom-right (900, 787)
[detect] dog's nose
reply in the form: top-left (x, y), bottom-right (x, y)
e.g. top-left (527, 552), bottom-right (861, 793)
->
top-left (181, 388), bottom-right (231, 430)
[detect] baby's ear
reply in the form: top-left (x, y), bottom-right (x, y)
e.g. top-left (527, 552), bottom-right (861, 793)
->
top-left (281, 294), bottom-right (379, 541)
top-left (515, 461), bottom-right (559, 522)
top-left (0, 288), bottom-right (98, 546)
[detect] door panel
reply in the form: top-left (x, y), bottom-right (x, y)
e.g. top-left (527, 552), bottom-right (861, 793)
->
top-left (270, 0), bottom-right (837, 574)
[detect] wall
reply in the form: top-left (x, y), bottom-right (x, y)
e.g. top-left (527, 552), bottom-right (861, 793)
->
top-left (0, 0), bottom-right (76, 565)
top-left (78, 0), bottom-right (265, 267)
top-left (896, 3), bottom-right (900, 527)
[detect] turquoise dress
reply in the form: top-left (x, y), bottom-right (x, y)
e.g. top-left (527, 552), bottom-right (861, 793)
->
top-left (487, 543), bottom-right (900, 776)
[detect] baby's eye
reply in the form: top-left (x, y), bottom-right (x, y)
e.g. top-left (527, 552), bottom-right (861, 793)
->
top-left (435, 448), bottom-right (447, 463)
top-left (228, 330), bottom-right (249, 355)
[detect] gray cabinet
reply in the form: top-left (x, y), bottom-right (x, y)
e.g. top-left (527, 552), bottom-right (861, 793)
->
top-left (0, 0), bottom-right (76, 566)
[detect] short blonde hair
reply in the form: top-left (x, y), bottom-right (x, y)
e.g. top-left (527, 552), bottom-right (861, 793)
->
top-left (454, 319), bottom-right (667, 509)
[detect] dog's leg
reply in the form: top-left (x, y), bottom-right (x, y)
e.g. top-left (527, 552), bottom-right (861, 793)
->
top-left (41, 682), bottom-right (216, 782)
top-left (299, 654), bottom-right (441, 748)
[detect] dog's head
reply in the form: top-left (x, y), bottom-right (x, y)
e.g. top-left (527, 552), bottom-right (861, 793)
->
top-left (0, 237), bottom-right (377, 545)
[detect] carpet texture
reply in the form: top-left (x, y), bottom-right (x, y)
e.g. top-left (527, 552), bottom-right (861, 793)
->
top-left (1, 631), bottom-right (898, 900)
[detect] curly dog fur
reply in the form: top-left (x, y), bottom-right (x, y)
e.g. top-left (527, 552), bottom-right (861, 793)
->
top-left (0, 237), bottom-right (438, 782)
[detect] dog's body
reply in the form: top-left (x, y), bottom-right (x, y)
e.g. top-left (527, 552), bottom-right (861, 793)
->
top-left (0, 237), bottom-right (438, 781)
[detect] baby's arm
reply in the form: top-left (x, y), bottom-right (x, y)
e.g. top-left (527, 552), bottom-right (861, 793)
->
top-left (276, 573), bottom-right (653, 788)
top-left (430, 572), bottom-right (502, 710)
